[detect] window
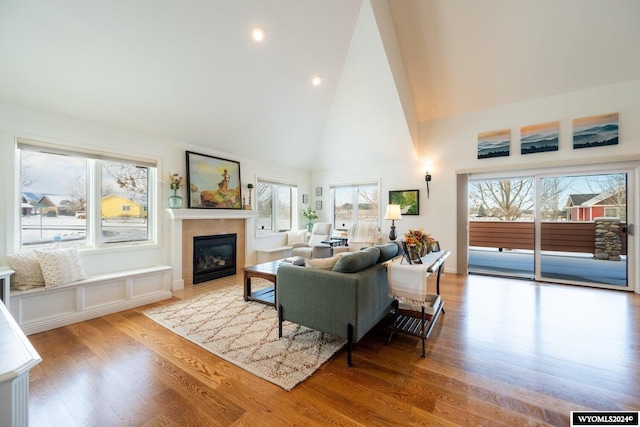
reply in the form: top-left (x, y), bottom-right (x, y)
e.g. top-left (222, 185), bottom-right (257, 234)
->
top-left (256, 179), bottom-right (297, 232)
top-left (18, 139), bottom-right (156, 249)
top-left (331, 183), bottom-right (379, 231)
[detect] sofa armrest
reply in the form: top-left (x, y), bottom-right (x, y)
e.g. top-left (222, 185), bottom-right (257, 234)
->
top-left (291, 242), bottom-right (308, 249)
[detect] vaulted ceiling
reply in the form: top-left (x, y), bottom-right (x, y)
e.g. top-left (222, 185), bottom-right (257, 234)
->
top-left (1, 0), bottom-right (639, 170)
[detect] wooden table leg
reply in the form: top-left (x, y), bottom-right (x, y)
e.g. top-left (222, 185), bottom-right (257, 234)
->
top-left (244, 275), bottom-right (251, 302)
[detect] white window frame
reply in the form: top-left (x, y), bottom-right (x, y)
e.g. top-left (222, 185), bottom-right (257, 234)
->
top-left (330, 180), bottom-right (381, 231)
top-left (255, 177), bottom-right (298, 235)
top-left (13, 137), bottom-right (159, 252)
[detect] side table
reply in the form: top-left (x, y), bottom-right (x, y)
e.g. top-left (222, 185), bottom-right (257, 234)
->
top-left (243, 260), bottom-right (281, 307)
top-left (385, 251), bottom-right (450, 357)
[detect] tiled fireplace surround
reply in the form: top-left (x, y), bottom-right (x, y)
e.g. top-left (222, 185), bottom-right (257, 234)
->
top-left (166, 209), bottom-right (259, 290)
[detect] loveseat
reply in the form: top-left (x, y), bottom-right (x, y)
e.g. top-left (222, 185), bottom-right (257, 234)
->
top-left (276, 242), bottom-right (400, 366)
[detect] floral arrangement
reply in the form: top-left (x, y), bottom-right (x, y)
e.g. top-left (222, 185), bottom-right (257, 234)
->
top-left (302, 207), bottom-right (318, 221)
top-left (302, 207), bottom-right (318, 231)
top-left (404, 228), bottom-right (436, 256)
top-left (167, 172), bottom-right (183, 195)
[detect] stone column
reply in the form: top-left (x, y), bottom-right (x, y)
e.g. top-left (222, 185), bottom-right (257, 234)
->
top-left (594, 217), bottom-right (622, 261)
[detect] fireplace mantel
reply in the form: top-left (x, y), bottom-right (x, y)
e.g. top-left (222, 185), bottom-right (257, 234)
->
top-left (166, 208), bottom-right (259, 221)
top-left (166, 209), bottom-right (258, 290)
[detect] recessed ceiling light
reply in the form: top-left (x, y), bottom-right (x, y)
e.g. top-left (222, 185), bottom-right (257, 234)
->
top-left (311, 75), bottom-right (322, 86)
top-left (251, 27), bottom-right (265, 42)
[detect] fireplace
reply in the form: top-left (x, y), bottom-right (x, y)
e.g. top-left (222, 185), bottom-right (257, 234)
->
top-left (193, 234), bottom-right (237, 284)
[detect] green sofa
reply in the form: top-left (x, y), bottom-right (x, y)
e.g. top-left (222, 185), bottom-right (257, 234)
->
top-left (276, 242), bottom-right (400, 366)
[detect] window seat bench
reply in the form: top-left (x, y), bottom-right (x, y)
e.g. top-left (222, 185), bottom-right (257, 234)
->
top-left (256, 246), bottom-right (292, 263)
top-left (9, 265), bottom-right (172, 335)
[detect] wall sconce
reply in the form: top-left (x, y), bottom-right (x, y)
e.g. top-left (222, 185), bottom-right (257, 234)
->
top-left (425, 172), bottom-right (432, 199)
top-left (384, 204), bottom-right (402, 241)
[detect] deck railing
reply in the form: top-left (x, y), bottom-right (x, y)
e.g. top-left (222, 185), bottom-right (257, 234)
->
top-left (468, 221), bottom-right (627, 255)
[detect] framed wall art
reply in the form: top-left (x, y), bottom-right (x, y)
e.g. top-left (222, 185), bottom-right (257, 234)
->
top-left (573, 113), bottom-right (619, 149)
top-left (315, 187), bottom-right (323, 197)
top-left (315, 200), bottom-right (322, 210)
top-left (389, 189), bottom-right (419, 215)
top-left (186, 151), bottom-right (242, 209)
top-left (521, 121), bottom-right (559, 155)
top-left (478, 129), bottom-right (510, 159)
top-left (302, 194), bottom-right (308, 204)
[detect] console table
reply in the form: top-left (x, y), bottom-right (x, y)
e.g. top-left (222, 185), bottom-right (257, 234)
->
top-left (385, 251), bottom-right (450, 357)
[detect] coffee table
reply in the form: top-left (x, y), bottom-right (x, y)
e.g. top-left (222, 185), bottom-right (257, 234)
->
top-left (243, 260), bottom-right (281, 306)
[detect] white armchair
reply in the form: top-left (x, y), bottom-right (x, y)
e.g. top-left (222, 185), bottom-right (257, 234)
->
top-left (333, 223), bottom-right (381, 255)
top-left (291, 223), bottom-right (333, 259)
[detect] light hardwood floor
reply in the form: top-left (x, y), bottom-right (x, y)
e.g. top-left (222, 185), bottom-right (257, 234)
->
top-left (27, 274), bottom-right (640, 426)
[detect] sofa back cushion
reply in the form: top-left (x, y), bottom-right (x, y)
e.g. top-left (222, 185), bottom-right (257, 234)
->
top-left (332, 246), bottom-right (380, 273)
top-left (375, 242), bottom-right (400, 263)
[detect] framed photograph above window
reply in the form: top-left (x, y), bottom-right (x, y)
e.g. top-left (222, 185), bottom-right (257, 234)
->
top-left (389, 189), bottom-right (419, 215)
top-left (186, 151), bottom-right (241, 209)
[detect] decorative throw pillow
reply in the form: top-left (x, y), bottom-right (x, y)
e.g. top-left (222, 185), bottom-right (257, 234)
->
top-left (332, 247), bottom-right (380, 273)
top-left (305, 255), bottom-right (341, 270)
top-left (287, 230), bottom-right (307, 246)
top-left (5, 251), bottom-right (46, 290)
top-left (35, 247), bottom-right (88, 288)
top-left (375, 242), bottom-right (400, 263)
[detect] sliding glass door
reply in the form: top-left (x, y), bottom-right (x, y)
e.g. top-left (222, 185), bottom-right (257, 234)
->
top-left (538, 172), bottom-right (628, 288)
top-left (469, 164), bottom-right (634, 290)
top-left (468, 176), bottom-right (535, 278)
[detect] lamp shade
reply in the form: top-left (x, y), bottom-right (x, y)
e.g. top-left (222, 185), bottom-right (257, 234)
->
top-left (384, 204), bottom-right (402, 220)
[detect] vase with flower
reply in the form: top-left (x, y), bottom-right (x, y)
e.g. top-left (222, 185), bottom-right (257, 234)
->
top-left (302, 207), bottom-right (318, 232)
top-left (167, 172), bottom-right (183, 209)
top-left (403, 228), bottom-right (436, 261)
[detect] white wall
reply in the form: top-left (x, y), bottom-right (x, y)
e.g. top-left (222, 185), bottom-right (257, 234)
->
top-left (0, 101), bottom-right (309, 276)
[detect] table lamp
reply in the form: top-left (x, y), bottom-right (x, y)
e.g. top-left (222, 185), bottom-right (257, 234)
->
top-left (384, 204), bottom-right (402, 241)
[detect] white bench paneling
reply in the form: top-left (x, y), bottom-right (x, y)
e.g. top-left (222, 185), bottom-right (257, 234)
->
top-left (256, 246), bottom-right (292, 263)
top-left (10, 265), bottom-right (172, 335)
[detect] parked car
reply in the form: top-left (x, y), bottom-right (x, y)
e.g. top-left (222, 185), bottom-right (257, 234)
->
top-left (75, 211), bottom-right (86, 219)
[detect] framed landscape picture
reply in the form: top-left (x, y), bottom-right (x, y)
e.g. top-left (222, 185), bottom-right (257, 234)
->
top-left (186, 151), bottom-right (242, 209)
top-left (521, 121), bottom-right (559, 155)
top-left (389, 189), bottom-right (419, 215)
top-left (573, 113), bottom-right (619, 149)
top-left (478, 129), bottom-right (510, 159)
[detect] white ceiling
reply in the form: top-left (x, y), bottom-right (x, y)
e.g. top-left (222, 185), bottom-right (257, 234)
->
top-left (1, 0), bottom-right (639, 170)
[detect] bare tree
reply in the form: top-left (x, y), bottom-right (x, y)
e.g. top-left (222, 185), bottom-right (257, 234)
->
top-left (102, 162), bottom-right (148, 203)
top-left (470, 179), bottom-right (534, 221)
top-left (540, 177), bottom-right (573, 221)
top-left (67, 173), bottom-right (87, 211)
top-left (20, 151), bottom-right (35, 188)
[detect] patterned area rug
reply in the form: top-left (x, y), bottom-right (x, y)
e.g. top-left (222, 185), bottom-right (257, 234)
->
top-left (143, 284), bottom-right (346, 391)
